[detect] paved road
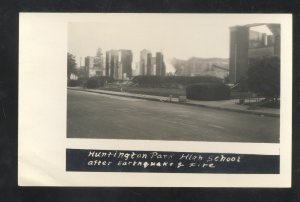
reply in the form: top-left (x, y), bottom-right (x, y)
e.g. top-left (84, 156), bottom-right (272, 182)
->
top-left (67, 90), bottom-right (279, 143)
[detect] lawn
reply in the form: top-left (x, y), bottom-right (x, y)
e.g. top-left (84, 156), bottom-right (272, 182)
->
top-left (99, 86), bottom-right (185, 97)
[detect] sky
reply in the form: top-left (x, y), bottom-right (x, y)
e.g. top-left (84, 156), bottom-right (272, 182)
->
top-left (68, 14), bottom-right (277, 73)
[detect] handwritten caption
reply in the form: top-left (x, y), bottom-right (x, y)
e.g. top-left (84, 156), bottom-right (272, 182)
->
top-left (66, 149), bottom-right (279, 173)
top-left (87, 150), bottom-right (241, 169)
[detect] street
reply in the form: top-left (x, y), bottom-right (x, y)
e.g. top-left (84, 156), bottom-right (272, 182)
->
top-left (67, 90), bottom-right (279, 143)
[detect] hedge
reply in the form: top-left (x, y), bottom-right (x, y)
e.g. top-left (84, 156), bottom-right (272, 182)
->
top-left (132, 75), bottom-right (222, 88)
top-left (186, 83), bottom-right (231, 101)
top-left (86, 76), bottom-right (114, 89)
top-left (68, 80), bottom-right (80, 87)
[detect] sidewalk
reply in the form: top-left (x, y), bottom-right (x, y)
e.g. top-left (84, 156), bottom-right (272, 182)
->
top-left (68, 87), bottom-right (280, 117)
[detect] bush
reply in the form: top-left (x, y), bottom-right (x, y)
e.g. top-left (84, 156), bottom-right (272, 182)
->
top-left (247, 56), bottom-right (280, 99)
top-left (132, 75), bottom-right (222, 88)
top-left (68, 80), bottom-right (80, 87)
top-left (86, 77), bottom-right (102, 89)
top-left (86, 76), bottom-right (114, 89)
top-left (186, 83), bottom-right (231, 101)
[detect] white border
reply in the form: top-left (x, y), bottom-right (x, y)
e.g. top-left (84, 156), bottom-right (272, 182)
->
top-left (18, 13), bottom-right (292, 187)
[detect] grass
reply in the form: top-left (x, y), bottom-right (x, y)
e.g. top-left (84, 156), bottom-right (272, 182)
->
top-left (99, 86), bottom-right (185, 97)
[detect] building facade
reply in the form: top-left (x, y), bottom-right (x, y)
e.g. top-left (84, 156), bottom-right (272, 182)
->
top-left (94, 48), bottom-right (105, 76)
top-left (140, 49), bottom-right (151, 75)
top-left (106, 50), bottom-right (117, 78)
top-left (106, 49), bottom-right (133, 80)
top-left (139, 50), bottom-right (165, 76)
top-left (146, 53), bottom-right (152, 75)
top-left (229, 23), bottom-right (281, 83)
top-left (151, 56), bottom-right (156, 75)
top-left (84, 48), bottom-right (105, 78)
top-left (120, 50), bottom-right (133, 79)
top-left (84, 56), bottom-right (94, 77)
top-left (156, 52), bottom-right (166, 76)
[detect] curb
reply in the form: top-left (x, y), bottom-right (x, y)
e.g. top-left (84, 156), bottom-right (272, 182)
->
top-left (181, 102), bottom-right (279, 117)
top-left (68, 88), bottom-right (280, 118)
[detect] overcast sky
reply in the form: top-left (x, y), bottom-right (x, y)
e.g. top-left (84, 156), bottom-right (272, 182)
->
top-left (68, 14), bottom-right (278, 72)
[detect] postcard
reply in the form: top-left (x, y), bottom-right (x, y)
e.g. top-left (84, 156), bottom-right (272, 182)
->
top-left (18, 13), bottom-right (292, 187)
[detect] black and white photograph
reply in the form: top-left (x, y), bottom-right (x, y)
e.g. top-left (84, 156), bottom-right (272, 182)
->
top-left (67, 19), bottom-right (280, 143)
top-left (18, 13), bottom-right (292, 187)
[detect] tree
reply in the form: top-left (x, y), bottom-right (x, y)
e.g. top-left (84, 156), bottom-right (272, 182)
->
top-left (247, 56), bottom-right (280, 101)
top-left (67, 53), bottom-right (77, 84)
top-left (77, 66), bottom-right (88, 79)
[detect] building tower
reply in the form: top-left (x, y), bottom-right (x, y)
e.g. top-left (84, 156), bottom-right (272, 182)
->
top-left (106, 49), bottom-right (133, 80)
top-left (140, 49), bottom-right (151, 76)
top-left (146, 53), bottom-right (152, 75)
top-left (94, 48), bottom-right (105, 76)
top-left (120, 49), bottom-right (133, 79)
top-left (155, 52), bottom-right (166, 76)
top-left (84, 56), bottom-right (94, 77)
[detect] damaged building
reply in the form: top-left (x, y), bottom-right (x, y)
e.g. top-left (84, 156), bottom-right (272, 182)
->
top-left (229, 23), bottom-right (281, 84)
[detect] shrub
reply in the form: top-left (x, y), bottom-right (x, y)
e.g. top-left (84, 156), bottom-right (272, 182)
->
top-left (86, 76), bottom-right (114, 89)
top-left (132, 75), bottom-right (222, 88)
top-left (68, 80), bottom-right (80, 87)
top-left (186, 83), bottom-right (231, 101)
top-left (86, 77), bottom-right (101, 89)
top-left (247, 56), bottom-right (280, 99)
